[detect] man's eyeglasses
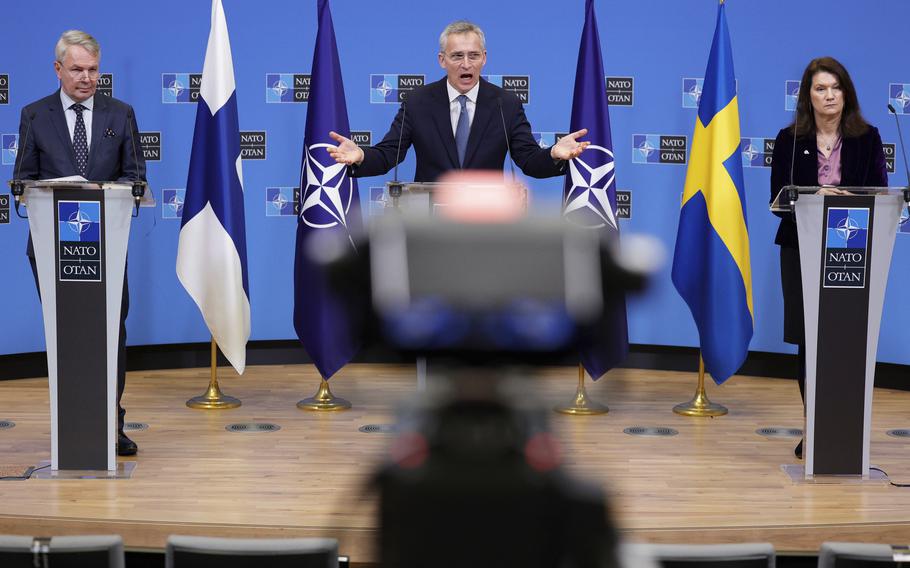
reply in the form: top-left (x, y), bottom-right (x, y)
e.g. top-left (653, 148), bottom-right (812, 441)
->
top-left (444, 51), bottom-right (483, 63)
top-left (65, 67), bottom-right (100, 79)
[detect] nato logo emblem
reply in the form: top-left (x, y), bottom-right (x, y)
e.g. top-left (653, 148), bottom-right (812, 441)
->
top-left (369, 186), bottom-right (387, 216)
top-left (889, 84), bottom-right (910, 115)
top-left (370, 74), bottom-right (424, 103)
top-left (162, 73), bottom-right (202, 103)
top-left (95, 73), bottom-right (113, 97)
top-left (139, 132), bottom-right (161, 161)
top-left (1, 133), bottom-right (17, 165)
top-left (633, 134), bottom-right (686, 164)
top-left (899, 206), bottom-right (910, 234)
top-left (240, 131), bottom-right (267, 160)
top-left (606, 77), bottom-right (633, 106)
top-left (823, 207), bottom-right (869, 288)
top-left (161, 189), bottom-right (185, 219)
top-left (57, 201), bottom-right (102, 282)
top-left (682, 78), bottom-right (703, 108)
top-left (266, 187), bottom-right (298, 217)
top-left (266, 73), bottom-right (310, 103)
top-left (483, 75), bottom-right (530, 103)
top-left (533, 132), bottom-right (568, 149)
top-left (564, 145), bottom-right (618, 230)
top-left (883, 143), bottom-right (896, 174)
top-left (301, 143), bottom-right (356, 229)
top-left (741, 137), bottom-right (775, 168)
top-left (785, 80), bottom-right (800, 111)
top-left (0, 195), bottom-right (8, 224)
top-left (0, 74), bottom-right (8, 105)
top-left (350, 131), bottom-right (372, 147)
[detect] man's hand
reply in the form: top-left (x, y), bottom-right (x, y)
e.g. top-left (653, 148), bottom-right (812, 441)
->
top-left (550, 128), bottom-right (590, 161)
top-left (327, 131), bottom-right (365, 166)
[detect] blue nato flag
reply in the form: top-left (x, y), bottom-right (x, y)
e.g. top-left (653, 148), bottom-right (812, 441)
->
top-left (563, 0), bottom-right (629, 379)
top-left (671, 2), bottom-right (753, 384)
top-left (293, 0), bottom-right (364, 379)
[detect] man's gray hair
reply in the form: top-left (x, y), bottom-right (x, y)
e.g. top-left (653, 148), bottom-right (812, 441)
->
top-left (438, 21), bottom-right (486, 53)
top-left (55, 30), bottom-right (101, 63)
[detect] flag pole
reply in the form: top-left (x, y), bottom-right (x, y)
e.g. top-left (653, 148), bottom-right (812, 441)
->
top-left (673, 352), bottom-right (727, 416)
top-left (297, 378), bottom-right (351, 411)
top-left (186, 337), bottom-right (241, 409)
top-left (554, 363), bottom-right (609, 415)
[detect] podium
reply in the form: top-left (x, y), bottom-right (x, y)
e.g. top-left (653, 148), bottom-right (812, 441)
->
top-left (10, 180), bottom-right (151, 473)
top-left (772, 186), bottom-right (910, 478)
top-left (384, 180), bottom-right (527, 215)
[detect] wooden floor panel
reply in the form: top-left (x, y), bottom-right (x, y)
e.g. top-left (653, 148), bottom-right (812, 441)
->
top-left (2, 363), bottom-right (910, 561)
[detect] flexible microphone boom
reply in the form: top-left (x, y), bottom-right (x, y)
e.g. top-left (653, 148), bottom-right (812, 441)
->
top-left (10, 110), bottom-right (36, 219)
top-left (496, 98), bottom-right (517, 183)
top-left (887, 103), bottom-right (910, 214)
top-left (126, 109), bottom-right (146, 217)
top-left (388, 99), bottom-right (408, 201)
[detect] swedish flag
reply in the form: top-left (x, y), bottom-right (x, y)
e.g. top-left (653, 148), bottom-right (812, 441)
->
top-left (671, 1), bottom-right (752, 384)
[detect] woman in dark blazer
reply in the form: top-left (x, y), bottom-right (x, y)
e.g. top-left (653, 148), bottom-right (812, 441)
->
top-left (769, 56), bottom-right (888, 459)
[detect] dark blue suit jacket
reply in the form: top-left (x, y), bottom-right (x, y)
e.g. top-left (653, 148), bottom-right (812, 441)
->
top-left (355, 77), bottom-right (563, 182)
top-left (15, 90), bottom-right (147, 256)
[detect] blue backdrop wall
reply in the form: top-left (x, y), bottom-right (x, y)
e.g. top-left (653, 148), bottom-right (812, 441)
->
top-left (2, 0), bottom-right (908, 369)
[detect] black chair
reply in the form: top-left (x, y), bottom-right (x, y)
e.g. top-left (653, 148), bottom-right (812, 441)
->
top-left (0, 535), bottom-right (124, 568)
top-left (166, 535), bottom-right (338, 568)
top-left (622, 543), bottom-right (775, 568)
top-left (818, 542), bottom-right (908, 568)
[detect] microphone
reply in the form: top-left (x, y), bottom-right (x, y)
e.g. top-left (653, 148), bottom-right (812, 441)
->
top-left (126, 108), bottom-right (145, 217)
top-left (10, 110), bottom-right (36, 219)
top-left (389, 98), bottom-right (408, 203)
top-left (887, 103), bottom-right (910, 213)
top-left (785, 110), bottom-right (800, 211)
top-left (496, 98), bottom-right (517, 183)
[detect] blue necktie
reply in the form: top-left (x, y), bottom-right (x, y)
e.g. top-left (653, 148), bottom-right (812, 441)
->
top-left (454, 94), bottom-right (469, 167)
top-left (71, 103), bottom-right (88, 176)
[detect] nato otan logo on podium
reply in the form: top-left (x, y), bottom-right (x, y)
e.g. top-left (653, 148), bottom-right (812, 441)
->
top-left (482, 75), bottom-right (530, 103)
top-left (741, 137), bottom-right (775, 168)
top-left (265, 187), bottom-right (298, 217)
top-left (1, 133), bottom-right (16, 166)
top-left (266, 73), bottom-right (311, 103)
top-left (633, 134), bottom-right (687, 165)
top-left (161, 189), bottom-right (185, 220)
top-left (300, 143), bottom-right (356, 229)
top-left (824, 207), bottom-right (870, 289)
top-left (889, 84), bottom-right (910, 115)
top-left (162, 73), bottom-right (202, 103)
top-left (57, 201), bottom-right (102, 282)
top-left (370, 74), bottom-right (424, 103)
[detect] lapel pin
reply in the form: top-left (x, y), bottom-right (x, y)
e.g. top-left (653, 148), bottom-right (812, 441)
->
top-left (803, 149), bottom-right (810, 155)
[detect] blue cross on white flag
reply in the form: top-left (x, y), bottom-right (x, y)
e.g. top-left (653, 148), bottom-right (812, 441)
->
top-left (176, 0), bottom-right (251, 374)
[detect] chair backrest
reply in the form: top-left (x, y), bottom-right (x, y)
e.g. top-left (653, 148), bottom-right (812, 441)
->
top-left (0, 535), bottom-right (124, 568)
top-left (622, 543), bottom-right (776, 568)
top-left (166, 535), bottom-right (338, 568)
top-left (818, 542), bottom-right (906, 568)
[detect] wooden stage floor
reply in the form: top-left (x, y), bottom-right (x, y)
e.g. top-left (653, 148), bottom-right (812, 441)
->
top-left (2, 363), bottom-right (910, 561)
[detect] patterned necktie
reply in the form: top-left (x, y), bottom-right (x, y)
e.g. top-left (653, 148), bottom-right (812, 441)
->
top-left (454, 94), bottom-right (469, 167)
top-left (71, 103), bottom-right (88, 176)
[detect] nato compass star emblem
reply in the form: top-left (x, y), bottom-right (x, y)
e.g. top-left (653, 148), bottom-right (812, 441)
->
top-left (897, 88), bottom-right (910, 112)
top-left (167, 191), bottom-right (184, 217)
top-left (835, 216), bottom-right (861, 241)
top-left (742, 141), bottom-right (760, 162)
top-left (67, 209), bottom-right (93, 235)
top-left (563, 144), bottom-right (618, 230)
top-left (271, 79), bottom-right (289, 99)
top-left (376, 79), bottom-right (393, 99)
top-left (637, 138), bottom-right (656, 160)
top-left (168, 79), bottom-right (184, 98)
top-left (301, 142), bottom-right (354, 229)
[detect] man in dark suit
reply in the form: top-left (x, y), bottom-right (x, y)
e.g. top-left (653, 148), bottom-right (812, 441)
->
top-left (328, 20), bottom-right (589, 179)
top-left (14, 30), bottom-right (146, 456)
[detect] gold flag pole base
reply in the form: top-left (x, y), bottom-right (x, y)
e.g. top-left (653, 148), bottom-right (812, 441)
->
top-left (673, 353), bottom-right (727, 417)
top-left (554, 364), bottom-right (609, 415)
top-left (187, 338), bottom-right (241, 409)
top-left (297, 379), bottom-right (352, 411)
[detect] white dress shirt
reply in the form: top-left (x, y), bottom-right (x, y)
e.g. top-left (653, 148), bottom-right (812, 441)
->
top-left (59, 90), bottom-right (94, 152)
top-left (447, 81), bottom-right (479, 138)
